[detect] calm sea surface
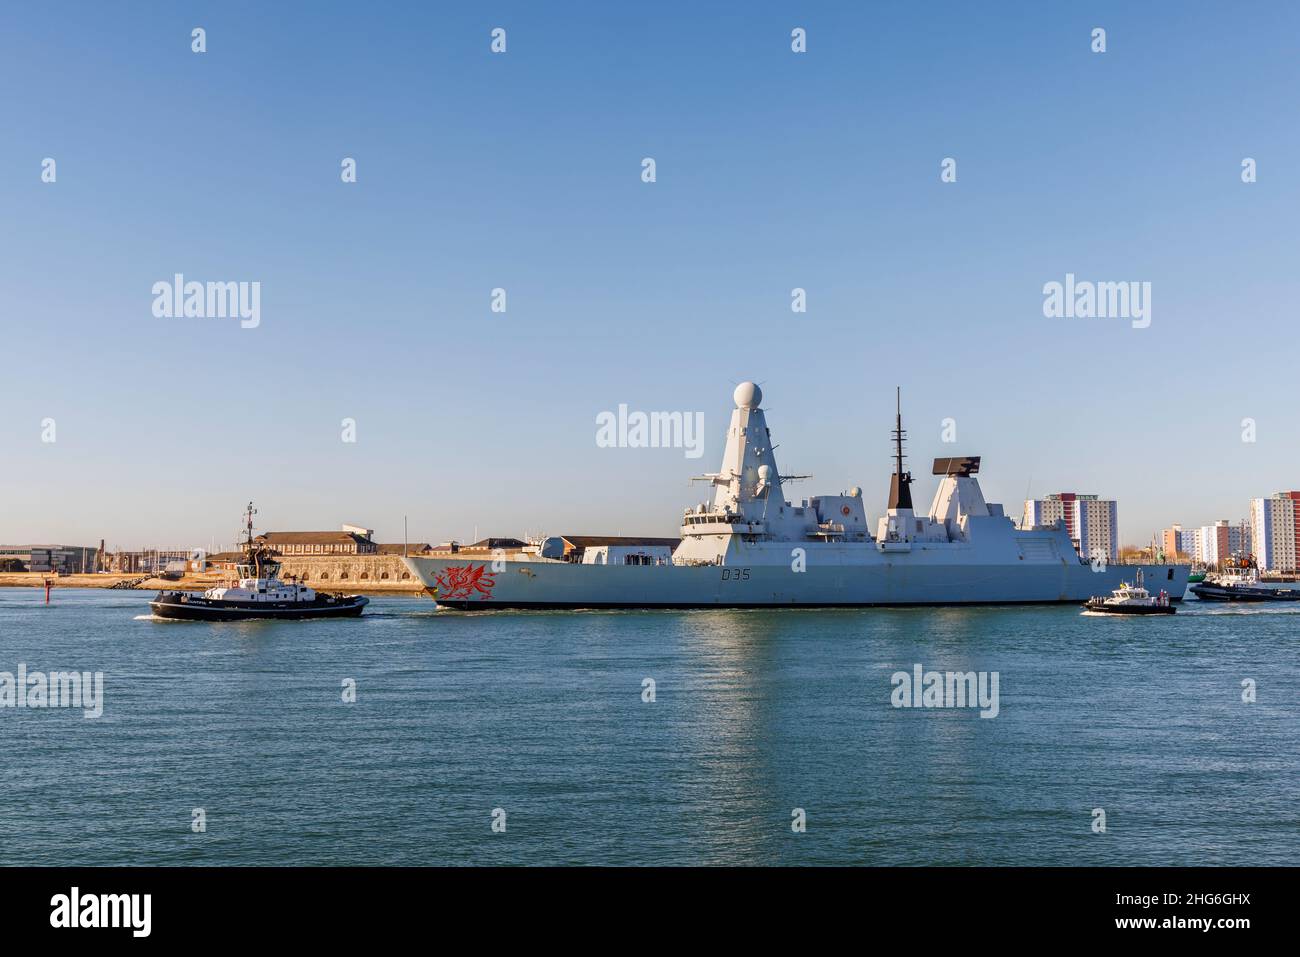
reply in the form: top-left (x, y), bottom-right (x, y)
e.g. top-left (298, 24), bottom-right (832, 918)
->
top-left (1, 587), bottom-right (1296, 866)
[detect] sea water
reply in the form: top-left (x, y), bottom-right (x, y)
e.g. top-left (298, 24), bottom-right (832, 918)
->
top-left (0, 588), bottom-right (1295, 866)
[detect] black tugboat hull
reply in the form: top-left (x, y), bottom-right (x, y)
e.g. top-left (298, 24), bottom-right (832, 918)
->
top-left (1189, 584), bottom-right (1300, 602)
top-left (149, 592), bottom-right (369, 621)
top-left (1083, 601), bottom-right (1176, 615)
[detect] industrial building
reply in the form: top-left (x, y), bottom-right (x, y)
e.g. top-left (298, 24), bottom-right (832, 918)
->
top-left (0, 544), bottom-right (99, 574)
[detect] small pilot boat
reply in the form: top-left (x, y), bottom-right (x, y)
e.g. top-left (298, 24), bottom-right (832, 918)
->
top-left (1083, 570), bottom-right (1175, 615)
top-left (149, 503), bottom-right (369, 622)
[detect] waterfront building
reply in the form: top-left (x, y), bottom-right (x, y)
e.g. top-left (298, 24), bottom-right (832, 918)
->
top-left (205, 528), bottom-right (434, 583)
top-left (1160, 525), bottom-right (1199, 561)
top-left (256, 525), bottom-right (379, 555)
top-left (0, 544), bottom-right (98, 574)
top-left (375, 543), bottom-right (433, 556)
top-left (1173, 525), bottom-right (1201, 561)
top-left (1199, 520), bottom-right (1252, 566)
top-left (1023, 493), bottom-right (1118, 563)
top-left (109, 549), bottom-right (192, 574)
top-left (1160, 522), bottom-right (1251, 565)
top-left (1250, 492), bottom-right (1300, 573)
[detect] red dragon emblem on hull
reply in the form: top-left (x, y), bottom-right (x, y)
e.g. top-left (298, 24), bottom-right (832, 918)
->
top-left (433, 563), bottom-right (497, 601)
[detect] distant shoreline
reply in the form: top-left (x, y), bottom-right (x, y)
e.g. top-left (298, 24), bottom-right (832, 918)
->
top-left (0, 572), bottom-right (425, 597)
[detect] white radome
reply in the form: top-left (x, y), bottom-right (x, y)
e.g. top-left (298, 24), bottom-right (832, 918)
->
top-left (734, 381), bottom-right (762, 409)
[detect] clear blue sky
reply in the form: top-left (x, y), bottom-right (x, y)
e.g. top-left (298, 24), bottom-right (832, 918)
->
top-left (3, 1), bottom-right (1297, 551)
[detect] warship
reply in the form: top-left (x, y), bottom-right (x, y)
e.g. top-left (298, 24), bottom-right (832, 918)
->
top-left (404, 382), bottom-right (1189, 609)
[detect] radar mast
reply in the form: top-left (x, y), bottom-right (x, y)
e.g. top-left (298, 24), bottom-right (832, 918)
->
top-left (888, 387), bottom-right (913, 510)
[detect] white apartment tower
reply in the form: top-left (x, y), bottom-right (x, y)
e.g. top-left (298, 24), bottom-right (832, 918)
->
top-left (1023, 492), bottom-right (1118, 563)
top-left (1250, 493), bottom-right (1300, 573)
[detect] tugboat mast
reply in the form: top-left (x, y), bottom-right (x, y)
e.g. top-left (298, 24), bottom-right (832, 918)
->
top-left (888, 387), bottom-right (913, 510)
top-left (243, 502), bottom-right (258, 550)
top-left (242, 501), bottom-right (262, 577)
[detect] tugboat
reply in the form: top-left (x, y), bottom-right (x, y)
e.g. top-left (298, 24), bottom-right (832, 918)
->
top-left (149, 503), bottom-right (369, 621)
top-left (1083, 570), bottom-right (1176, 615)
top-left (1189, 555), bottom-right (1300, 603)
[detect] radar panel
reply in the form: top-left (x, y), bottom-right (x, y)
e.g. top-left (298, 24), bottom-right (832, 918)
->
top-left (932, 456), bottom-right (981, 476)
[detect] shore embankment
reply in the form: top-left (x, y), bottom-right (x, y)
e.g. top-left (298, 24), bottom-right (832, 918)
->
top-left (0, 571), bottom-right (425, 596)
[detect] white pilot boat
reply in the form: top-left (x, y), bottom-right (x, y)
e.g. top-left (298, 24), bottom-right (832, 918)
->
top-left (1083, 570), bottom-right (1175, 615)
top-left (149, 503), bottom-right (369, 621)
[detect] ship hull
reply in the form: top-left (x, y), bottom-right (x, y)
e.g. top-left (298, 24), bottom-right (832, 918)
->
top-left (149, 592), bottom-right (369, 621)
top-left (404, 556), bottom-right (1189, 610)
top-left (1083, 602), bottom-right (1176, 615)
top-left (1188, 583), bottom-right (1300, 602)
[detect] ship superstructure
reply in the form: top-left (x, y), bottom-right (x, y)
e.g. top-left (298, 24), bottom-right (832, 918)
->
top-left (404, 383), bottom-right (1189, 609)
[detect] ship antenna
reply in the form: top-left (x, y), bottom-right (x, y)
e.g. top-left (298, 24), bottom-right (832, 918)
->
top-left (888, 387), bottom-right (913, 510)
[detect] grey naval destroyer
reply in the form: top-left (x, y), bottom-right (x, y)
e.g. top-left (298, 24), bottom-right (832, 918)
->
top-left (404, 382), bottom-right (1188, 609)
